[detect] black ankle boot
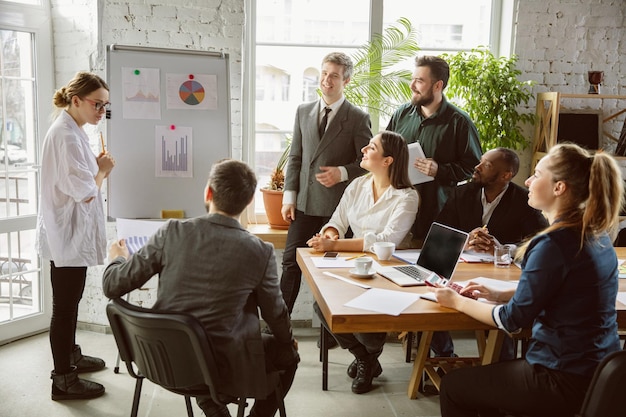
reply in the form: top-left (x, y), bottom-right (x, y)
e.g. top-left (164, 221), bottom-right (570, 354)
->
top-left (51, 366), bottom-right (105, 401)
top-left (351, 358), bottom-right (376, 394)
top-left (71, 345), bottom-right (106, 373)
top-left (347, 358), bottom-right (382, 379)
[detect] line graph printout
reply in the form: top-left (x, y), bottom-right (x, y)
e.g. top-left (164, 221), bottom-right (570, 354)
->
top-left (121, 67), bottom-right (161, 119)
top-left (155, 125), bottom-right (193, 178)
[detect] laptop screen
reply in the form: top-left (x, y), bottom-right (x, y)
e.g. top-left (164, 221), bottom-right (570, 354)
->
top-left (417, 222), bottom-right (469, 280)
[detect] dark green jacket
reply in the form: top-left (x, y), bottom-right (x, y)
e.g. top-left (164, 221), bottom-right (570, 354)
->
top-left (386, 96), bottom-right (482, 239)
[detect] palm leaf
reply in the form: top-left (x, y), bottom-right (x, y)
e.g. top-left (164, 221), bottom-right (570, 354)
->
top-left (345, 18), bottom-right (420, 117)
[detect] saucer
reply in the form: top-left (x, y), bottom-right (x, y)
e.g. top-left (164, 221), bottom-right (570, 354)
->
top-left (349, 268), bottom-right (376, 278)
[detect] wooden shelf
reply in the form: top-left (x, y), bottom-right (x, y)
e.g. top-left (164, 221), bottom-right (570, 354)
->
top-left (559, 94), bottom-right (626, 100)
top-left (531, 92), bottom-right (626, 172)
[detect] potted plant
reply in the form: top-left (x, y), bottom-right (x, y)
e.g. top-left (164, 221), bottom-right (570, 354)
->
top-left (260, 136), bottom-right (291, 229)
top-left (442, 47), bottom-right (536, 151)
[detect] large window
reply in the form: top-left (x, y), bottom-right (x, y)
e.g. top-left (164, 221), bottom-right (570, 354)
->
top-left (0, 0), bottom-right (54, 344)
top-left (247, 0), bottom-right (507, 218)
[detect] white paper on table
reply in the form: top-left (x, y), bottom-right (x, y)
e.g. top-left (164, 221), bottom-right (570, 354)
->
top-left (311, 257), bottom-right (382, 269)
top-left (407, 142), bottom-right (434, 185)
top-left (344, 288), bottom-right (420, 316)
top-left (457, 276), bottom-right (518, 291)
top-left (420, 277), bottom-right (519, 304)
top-left (460, 251), bottom-right (494, 263)
top-left (617, 292), bottom-right (626, 306)
top-left (420, 292), bottom-right (437, 302)
top-left (618, 259), bottom-right (626, 279)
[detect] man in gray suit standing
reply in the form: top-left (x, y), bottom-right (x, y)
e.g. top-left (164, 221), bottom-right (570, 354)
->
top-left (280, 52), bottom-right (372, 314)
top-left (103, 160), bottom-right (299, 417)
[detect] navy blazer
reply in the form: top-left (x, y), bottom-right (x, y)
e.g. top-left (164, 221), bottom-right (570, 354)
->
top-left (436, 181), bottom-right (548, 245)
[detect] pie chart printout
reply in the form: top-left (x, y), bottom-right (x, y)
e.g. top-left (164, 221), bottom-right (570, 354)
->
top-left (179, 80), bottom-right (205, 105)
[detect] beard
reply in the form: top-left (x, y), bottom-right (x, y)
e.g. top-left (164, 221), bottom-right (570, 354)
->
top-left (472, 171), bottom-right (501, 187)
top-left (411, 90), bottom-right (435, 107)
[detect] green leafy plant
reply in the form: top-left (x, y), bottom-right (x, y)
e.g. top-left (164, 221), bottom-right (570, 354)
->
top-left (442, 47), bottom-right (535, 151)
top-left (344, 17), bottom-right (420, 128)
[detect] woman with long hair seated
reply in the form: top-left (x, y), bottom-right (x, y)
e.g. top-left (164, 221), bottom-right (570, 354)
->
top-left (436, 143), bottom-right (624, 417)
top-left (307, 130), bottom-right (419, 394)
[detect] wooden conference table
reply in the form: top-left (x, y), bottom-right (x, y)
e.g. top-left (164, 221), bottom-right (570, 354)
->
top-left (296, 247), bottom-right (626, 399)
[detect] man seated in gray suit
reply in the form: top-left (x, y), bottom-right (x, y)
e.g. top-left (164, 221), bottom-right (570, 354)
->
top-left (103, 160), bottom-right (299, 417)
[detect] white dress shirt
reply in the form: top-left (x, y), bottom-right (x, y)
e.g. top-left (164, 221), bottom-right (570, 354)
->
top-left (481, 183), bottom-right (509, 225)
top-left (320, 174), bottom-right (419, 251)
top-left (35, 110), bottom-right (107, 267)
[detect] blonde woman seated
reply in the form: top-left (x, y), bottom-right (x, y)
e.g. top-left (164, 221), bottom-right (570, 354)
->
top-left (436, 143), bottom-right (624, 417)
top-left (307, 130), bottom-right (418, 394)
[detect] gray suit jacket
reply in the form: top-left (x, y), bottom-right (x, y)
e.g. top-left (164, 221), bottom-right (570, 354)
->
top-left (102, 214), bottom-right (296, 398)
top-left (285, 99), bottom-right (371, 217)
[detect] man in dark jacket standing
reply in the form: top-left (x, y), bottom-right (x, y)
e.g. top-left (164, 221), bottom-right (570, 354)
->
top-left (387, 55), bottom-right (482, 243)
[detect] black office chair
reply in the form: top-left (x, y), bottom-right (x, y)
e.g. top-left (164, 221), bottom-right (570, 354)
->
top-left (576, 349), bottom-right (626, 417)
top-left (106, 298), bottom-right (286, 417)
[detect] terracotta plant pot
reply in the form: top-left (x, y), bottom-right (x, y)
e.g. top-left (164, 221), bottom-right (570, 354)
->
top-left (260, 188), bottom-right (290, 229)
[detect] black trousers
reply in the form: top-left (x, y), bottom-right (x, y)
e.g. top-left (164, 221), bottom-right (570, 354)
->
top-left (280, 210), bottom-right (329, 313)
top-left (49, 261), bottom-right (87, 374)
top-left (313, 302), bottom-right (386, 359)
top-left (196, 334), bottom-right (299, 417)
top-left (440, 359), bottom-right (591, 417)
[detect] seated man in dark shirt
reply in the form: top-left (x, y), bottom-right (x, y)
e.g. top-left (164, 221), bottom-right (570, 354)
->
top-left (438, 147), bottom-right (548, 255)
top-left (432, 147), bottom-right (548, 358)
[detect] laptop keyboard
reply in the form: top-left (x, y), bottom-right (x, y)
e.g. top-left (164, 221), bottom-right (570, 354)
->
top-left (393, 265), bottom-right (426, 281)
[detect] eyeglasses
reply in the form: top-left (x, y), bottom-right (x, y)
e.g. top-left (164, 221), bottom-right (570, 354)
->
top-left (81, 97), bottom-right (111, 112)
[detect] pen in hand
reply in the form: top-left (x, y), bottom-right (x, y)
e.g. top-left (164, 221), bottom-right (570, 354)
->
top-left (100, 132), bottom-right (105, 154)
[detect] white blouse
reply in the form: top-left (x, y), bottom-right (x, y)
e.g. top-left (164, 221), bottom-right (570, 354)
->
top-left (35, 111), bottom-right (106, 267)
top-left (320, 174), bottom-right (419, 251)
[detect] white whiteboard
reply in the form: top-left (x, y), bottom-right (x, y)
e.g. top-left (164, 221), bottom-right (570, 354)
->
top-left (106, 45), bottom-right (231, 219)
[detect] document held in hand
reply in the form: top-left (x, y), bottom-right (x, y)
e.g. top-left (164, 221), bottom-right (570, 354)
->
top-left (407, 142), bottom-right (435, 185)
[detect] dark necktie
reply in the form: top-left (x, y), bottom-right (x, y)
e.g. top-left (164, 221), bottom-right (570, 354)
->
top-left (319, 107), bottom-right (331, 138)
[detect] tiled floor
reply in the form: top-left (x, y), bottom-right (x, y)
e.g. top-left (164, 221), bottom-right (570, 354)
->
top-left (0, 328), bottom-right (480, 417)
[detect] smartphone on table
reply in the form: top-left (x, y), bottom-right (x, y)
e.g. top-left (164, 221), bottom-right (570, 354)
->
top-left (323, 251), bottom-right (339, 259)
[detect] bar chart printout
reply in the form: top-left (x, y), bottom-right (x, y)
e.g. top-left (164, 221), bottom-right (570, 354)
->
top-left (155, 125), bottom-right (193, 178)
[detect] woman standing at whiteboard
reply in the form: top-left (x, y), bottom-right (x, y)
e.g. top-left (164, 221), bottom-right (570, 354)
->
top-left (36, 72), bottom-right (115, 401)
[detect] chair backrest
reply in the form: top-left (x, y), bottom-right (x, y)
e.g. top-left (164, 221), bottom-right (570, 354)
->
top-left (578, 349), bottom-right (626, 417)
top-left (106, 298), bottom-right (223, 402)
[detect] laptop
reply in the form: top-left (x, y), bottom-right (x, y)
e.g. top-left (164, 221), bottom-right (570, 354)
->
top-left (376, 222), bottom-right (469, 287)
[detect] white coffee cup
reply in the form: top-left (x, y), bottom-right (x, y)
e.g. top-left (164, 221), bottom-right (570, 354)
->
top-left (370, 241), bottom-right (395, 261)
top-left (354, 256), bottom-right (374, 274)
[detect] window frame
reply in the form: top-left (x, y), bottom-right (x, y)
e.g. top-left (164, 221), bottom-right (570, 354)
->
top-left (243, 0), bottom-right (514, 223)
top-left (0, 0), bottom-right (55, 343)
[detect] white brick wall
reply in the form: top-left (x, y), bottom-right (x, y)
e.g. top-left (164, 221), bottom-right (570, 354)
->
top-left (48, 0), bottom-right (626, 327)
top-left (516, 0), bottom-right (625, 95)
